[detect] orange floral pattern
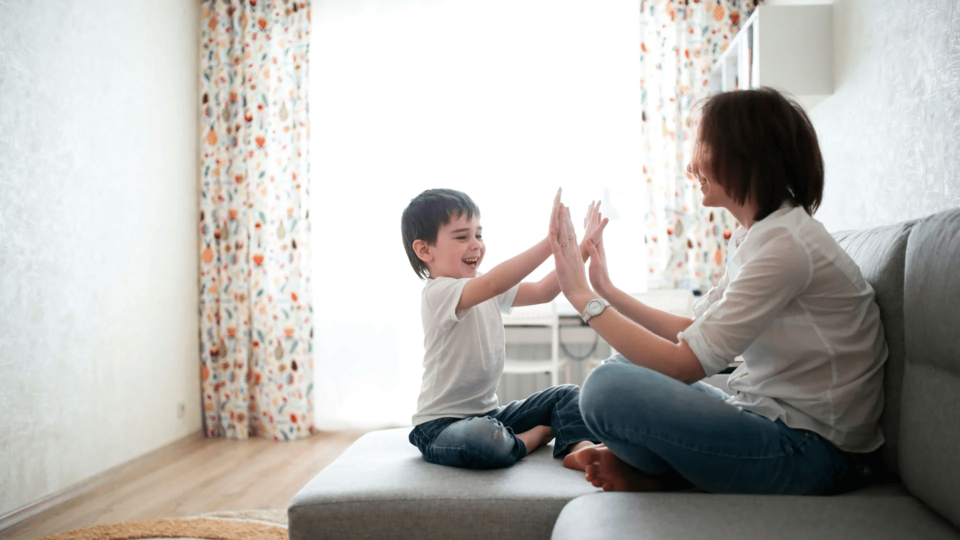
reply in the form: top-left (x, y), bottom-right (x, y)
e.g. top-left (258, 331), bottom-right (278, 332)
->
top-left (641, 0), bottom-right (758, 291)
top-left (199, 0), bottom-right (314, 440)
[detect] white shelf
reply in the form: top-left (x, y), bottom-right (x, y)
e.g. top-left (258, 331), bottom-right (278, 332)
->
top-left (504, 359), bottom-right (568, 375)
top-left (709, 5), bottom-right (832, 111)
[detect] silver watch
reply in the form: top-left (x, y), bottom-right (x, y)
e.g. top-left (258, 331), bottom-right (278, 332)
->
top-left (580, 298), bottom-right (610, 323)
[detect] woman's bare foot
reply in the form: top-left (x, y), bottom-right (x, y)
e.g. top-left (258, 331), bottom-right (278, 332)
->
top-left (578, 446), bottom-right (664, 492)
top-left (515, 425), bottom-right (554, 455)
top-left (562, 442), bottom-right (605, 471)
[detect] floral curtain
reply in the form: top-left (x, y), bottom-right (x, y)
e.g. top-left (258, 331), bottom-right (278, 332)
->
top-left (199, 0), bottom-right (314, 440)
top-left (641, 0), bottom-right (759, 292)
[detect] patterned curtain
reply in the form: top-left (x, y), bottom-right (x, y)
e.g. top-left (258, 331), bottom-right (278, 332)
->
top-left (641, 0), bottom-right (759, 292)
top-left (199, 0), bottom-right (314, 440)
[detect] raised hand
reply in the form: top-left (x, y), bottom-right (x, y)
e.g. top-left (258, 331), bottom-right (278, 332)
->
top-left (581, 201), bottom-right (609, 252)
top-left (547, 188), bottom-right (562, 241)
top-left (550, 204), bottom-right (593, 302)
top-left (585, 233), bottom-right (613, 296)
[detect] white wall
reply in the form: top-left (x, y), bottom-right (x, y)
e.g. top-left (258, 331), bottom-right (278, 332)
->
top-left (0, 1), bottom-right (201, 516)
top-left (809, 0), bottom-right (960, 231)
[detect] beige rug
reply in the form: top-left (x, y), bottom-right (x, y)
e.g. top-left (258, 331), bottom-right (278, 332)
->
top-left (37, 509), bottom-right (287, 540)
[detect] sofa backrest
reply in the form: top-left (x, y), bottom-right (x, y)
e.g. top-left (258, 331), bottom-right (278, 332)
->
top-left (898, 208), bottom-right (960, 529)
top-left (833, 219), bottom-right (917, 477)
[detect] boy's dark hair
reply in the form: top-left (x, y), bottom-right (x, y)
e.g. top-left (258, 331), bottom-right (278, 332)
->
top-left (691, 87), bottom-right (824, 222)
top-left (401, 189), bottom-right (481, 280)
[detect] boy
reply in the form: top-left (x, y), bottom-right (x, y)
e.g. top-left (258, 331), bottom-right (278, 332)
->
top-left (401, 187), bottom-right (607, 469)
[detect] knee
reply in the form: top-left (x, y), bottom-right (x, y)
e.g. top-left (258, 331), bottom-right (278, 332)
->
top-left (443, 417), bottom-right (518, 469)
top-left (581, 362), bottom-right (660, 430)
top-left (602, 353), bottom-right (632, 366)
top-left (551, 383), bottom-right (581, 402)
top-left (580, 363), bottom-right (622, 425)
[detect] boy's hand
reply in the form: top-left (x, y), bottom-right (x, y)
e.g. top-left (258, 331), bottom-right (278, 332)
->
top-left (581, 201), bottom-right (609, 254)
top-left (547, 188), bottom-right (563, 242)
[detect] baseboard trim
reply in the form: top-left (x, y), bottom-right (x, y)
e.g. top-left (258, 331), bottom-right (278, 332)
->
top-left (0, 430), bottom-right (204, 533)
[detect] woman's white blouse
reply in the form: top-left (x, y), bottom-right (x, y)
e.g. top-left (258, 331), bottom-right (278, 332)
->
top-left (678, 202), bottom-right (887, 453)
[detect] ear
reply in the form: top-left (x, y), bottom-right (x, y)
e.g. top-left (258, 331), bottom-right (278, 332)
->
top-left (413, 239), bottom-right (433, 263)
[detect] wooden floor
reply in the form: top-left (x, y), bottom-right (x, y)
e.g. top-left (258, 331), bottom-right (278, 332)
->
top-left (3, 429), bottom-right (367, 540)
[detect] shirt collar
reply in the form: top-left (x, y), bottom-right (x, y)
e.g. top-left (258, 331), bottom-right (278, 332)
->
top-left (731, 200), bottom-right (798, 248)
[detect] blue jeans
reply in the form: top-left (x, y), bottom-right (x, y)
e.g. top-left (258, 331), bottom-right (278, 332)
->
top-left (580, 355), bottom-right (860, 495)
top-left (409, 384), bottom-right (599, 469)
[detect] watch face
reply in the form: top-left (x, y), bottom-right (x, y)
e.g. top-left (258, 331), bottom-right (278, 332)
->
top-left (587, 299), bottom-right (603, 315)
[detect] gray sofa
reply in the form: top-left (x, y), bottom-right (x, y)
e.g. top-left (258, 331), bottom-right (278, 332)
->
top-left (289, 208), bottom-right (960, 539)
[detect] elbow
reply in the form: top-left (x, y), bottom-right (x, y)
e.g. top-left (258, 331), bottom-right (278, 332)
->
top-left (673, 343), bottom-right (707, 384)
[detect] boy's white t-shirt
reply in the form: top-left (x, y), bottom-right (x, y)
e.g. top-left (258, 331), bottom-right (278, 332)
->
top-left (412, 276), bottom-right (520, 426)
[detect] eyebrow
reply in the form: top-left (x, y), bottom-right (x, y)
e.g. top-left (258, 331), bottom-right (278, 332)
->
top-left (450, 226), bottom-right (482, 234)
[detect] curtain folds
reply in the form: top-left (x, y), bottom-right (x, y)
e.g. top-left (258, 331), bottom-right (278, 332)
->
top-left (641, 0), bottom-right (759, 292)
top-left (199, 0), bottom-right (315, 440)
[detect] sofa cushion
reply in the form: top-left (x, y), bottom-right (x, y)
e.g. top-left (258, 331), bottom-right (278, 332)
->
top-left (899, 208), bottom-right (960, 529)
top-left (832, 218), bottom-right (917, 477)
top-left (552, 490), bottom-right (960, 540)
top-left (287, 427), bottom-right (600, 540)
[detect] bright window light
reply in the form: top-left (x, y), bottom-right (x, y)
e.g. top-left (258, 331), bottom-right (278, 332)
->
top-left (310, 0), bottom-right (643, 429)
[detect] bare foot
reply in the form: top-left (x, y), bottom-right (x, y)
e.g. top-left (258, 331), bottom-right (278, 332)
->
top-left (515, 425), bottom-right (554, 455)
top-left (578, 446), bottom-right (664, 492)
top-left (562, 442), bottom-right (605, 471)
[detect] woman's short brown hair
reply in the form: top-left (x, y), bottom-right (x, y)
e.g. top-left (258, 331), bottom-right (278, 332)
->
top-left (691, 87), bottom-right (824, 221)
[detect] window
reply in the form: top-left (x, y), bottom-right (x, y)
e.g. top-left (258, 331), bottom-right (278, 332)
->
top-left (310, 0), bottom-right (643, 428)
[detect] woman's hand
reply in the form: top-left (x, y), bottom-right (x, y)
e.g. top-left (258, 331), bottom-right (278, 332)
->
top-left (586, 233), bottom-right (614, 296)
top-left (581, 201), bottom-right (609, 252)
top-left (550, 204), bottom-right (594, 306)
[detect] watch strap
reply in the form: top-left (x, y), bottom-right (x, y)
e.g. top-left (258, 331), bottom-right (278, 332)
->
top-left (581, 298), bottom-right (610, 323)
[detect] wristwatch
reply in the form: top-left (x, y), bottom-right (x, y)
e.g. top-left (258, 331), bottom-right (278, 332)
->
top-left (580, 298), bottom-right (610, 323)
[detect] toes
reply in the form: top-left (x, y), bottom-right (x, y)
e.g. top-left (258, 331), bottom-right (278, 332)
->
top-left (576, 447), bottom-right (601, 468)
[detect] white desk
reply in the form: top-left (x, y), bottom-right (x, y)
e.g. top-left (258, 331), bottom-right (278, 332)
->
top-left (504, 290), bottom-right (741, 385)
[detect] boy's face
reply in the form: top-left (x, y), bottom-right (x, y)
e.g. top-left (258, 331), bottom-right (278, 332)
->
top-left (421, 213), bottom-right (485, 279)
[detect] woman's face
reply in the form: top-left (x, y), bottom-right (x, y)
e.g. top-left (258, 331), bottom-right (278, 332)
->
top-left (687, 148), bottom-right (732, 209)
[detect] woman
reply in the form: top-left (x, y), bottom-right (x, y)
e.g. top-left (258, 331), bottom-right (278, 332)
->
top-left (551, 87), bottom-right (886, 495)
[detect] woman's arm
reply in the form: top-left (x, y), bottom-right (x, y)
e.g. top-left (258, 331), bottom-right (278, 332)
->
top-left (585, 222), bottom-right (693, 343)
top-left (596, 287), bottom-right (693, 344)
top-left (568, 289), bottom-right (705, 383)
top-left (550, 205), bottom-right (705, 383)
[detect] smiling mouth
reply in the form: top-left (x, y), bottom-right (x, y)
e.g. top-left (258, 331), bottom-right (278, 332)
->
top-left (462, 257), bottom-right (479, 268)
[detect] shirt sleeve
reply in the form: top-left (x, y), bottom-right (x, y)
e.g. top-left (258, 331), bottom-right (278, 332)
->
top-left (692, 271), bottom-right (730, 320)
top-left (678, 226), bottom-right (813, 377)
top-left (497, 284), bottom-right (521, 315)
top-left (424, 277), bottom-right (470, 330)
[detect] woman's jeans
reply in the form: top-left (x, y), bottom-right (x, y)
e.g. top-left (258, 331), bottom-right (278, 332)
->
top-left (581, 355), bottom-right (861, 495)
top-left (409, 384), bottom-right (599, 469)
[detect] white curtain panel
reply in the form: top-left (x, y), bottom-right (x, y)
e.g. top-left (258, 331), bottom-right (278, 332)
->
top-left (309, 0), bottom-right (644, 429)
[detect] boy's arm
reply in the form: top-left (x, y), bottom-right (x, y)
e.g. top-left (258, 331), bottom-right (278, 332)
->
top-left (512, 245), bottom-right (588, 307)
top-left (513, 201), bottom-right (609, 307)
top-left (457, 239), bottom-right (552, 312)
top-left (456, 190), bottom-right (563, 312)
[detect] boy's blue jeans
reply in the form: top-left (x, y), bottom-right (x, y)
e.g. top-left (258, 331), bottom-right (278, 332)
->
top-left (581, 355), bottom-right (862, 495)
top-left (409, 384), bottom-right (599, 469)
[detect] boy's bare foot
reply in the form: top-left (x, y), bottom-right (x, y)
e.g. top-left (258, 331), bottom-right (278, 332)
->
top-left (562, 441), bottom-right (605, 471)
top-left (516, 425), bottom-right (554, 455)
top-left (578, 446), bottom-right (665, 492)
